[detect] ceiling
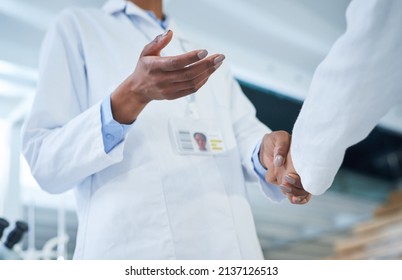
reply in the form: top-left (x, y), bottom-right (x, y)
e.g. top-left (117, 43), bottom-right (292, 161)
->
top-left (1, 0), bottom-right (402, 133)
top-left (167, 0), bottom-right (402, 134)
top-left (1, 0), bottom-right (400, 259)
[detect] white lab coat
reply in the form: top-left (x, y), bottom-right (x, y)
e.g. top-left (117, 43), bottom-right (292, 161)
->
top-left (23, 0), bottom-right (280, 259)
top-left (291, 0), bottom-right (402, 195)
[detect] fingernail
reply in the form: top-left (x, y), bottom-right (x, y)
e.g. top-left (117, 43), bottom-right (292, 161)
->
top-left (156, 31), bottom-right (169, 42)
top-left (284, 175), bottom-right (296, 185)
top-left (214, 55), bottom-right (225, 65)
top-left (214, 62), bottom-right (223, 69)
top-left (293, 197), bottom-right (302, 203)
top-left (197, 50), bottom-right (208, 59)
top-left (161, 30), bottom-right (170, 37)
top-left (280, 186), bottom-right (292, 193)
top-left (274, 155), bottom-right (284, 167)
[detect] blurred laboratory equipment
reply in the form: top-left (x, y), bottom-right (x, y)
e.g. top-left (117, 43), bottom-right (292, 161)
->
top-left (0, 218), bottom-right (10, 240)
top-left (0, 220), bottom-right (28, 260)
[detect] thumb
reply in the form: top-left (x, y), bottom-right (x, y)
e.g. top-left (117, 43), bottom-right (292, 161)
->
top-left (141, 30), bottom-right (173, 57)
top-left (272, 131), bottom-right (291, 167)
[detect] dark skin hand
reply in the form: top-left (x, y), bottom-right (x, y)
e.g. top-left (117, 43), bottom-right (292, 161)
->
top-left (110, 30), bottom-right (225, 124)
top-left (259, 131), bottom-right (312, 204)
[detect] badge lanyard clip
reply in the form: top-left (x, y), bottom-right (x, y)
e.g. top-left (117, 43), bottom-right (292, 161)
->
top-left (186, 94), bottom-right (200, 120)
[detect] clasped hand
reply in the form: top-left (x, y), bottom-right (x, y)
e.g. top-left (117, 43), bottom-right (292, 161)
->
top-left (260, 131), bottom-right (312, 204)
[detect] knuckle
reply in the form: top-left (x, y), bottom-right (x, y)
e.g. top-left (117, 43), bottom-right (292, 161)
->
top-left (144, 59), bottom-right (156, 73)
top-left (170, 58), bottom-right (179, 69)
top-left (184, 70), bottom-right (193, 81)
top-left (279, 130), bottom-right (291, 140)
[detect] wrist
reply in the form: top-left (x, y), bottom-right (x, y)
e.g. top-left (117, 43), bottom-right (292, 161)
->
top-left (110, 79), bottom-right (149, 124)
top-left (127, 78), bottom-right (150, 107)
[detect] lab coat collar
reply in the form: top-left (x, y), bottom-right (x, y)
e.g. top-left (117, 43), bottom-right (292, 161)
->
top-left (102, 0), bottom-right (185, 42)
top-left (103, 0), bottom-right (168, 21)
top-left (103, 0), bottom-right (171, 30)
top-left (102, 0), bottom-right (126, 14)
top-left (103, 0), bottom-right (150, 17)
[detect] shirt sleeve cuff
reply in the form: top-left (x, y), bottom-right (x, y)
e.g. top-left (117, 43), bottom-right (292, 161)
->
top-left (100, 95), bottom-right (132, 153)
top-left (252, 139), bottom-right (267, 180)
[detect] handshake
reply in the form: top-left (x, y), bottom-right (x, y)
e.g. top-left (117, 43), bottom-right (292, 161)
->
top-left (259, 131), bottom-right (312, 205)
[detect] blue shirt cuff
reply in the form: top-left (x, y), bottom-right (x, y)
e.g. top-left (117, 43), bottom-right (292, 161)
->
top-left (100, 95), bottom-right (132, 153)
top-left (252, 139), bottom-right (267, 180)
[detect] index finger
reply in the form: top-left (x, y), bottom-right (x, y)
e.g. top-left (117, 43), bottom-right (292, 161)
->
top-left (158, 49), bottom-right (209, 71)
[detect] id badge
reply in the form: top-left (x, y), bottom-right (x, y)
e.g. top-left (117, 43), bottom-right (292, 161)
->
top-left (169, 118), bottom-right (227, 155)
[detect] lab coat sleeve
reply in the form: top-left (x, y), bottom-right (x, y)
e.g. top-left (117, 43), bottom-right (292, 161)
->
top-left (228, 74), bottom-right (269, 180)
top-left (225, 68), bottom-right (286, 202)
top-left (291, 0), bottom-right (402, 195)
top-left (22, 12), bottom-right (126, 194)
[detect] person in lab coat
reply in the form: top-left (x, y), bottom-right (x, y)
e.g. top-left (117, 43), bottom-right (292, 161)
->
top-left (266, 0), bottom-right (402, 196)
top-left (22, 0), bottom-right (310, 259)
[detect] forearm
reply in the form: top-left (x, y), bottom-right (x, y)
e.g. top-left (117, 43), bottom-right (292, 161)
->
top-left (291, 0), bottom-right (402, 195)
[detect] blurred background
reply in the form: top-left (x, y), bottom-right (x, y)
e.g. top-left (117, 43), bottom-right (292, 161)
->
top-left (1, 0), bottom-right (401, 260)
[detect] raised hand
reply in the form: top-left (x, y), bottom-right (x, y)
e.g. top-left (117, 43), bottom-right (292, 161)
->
top-left (110, 30), bottom-right (225, 124)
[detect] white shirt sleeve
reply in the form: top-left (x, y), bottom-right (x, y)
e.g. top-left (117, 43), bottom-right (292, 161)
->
top-left (291, 0), bottom-right (402, 195)
top-left (22, 12), bottom-right (126, 194)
